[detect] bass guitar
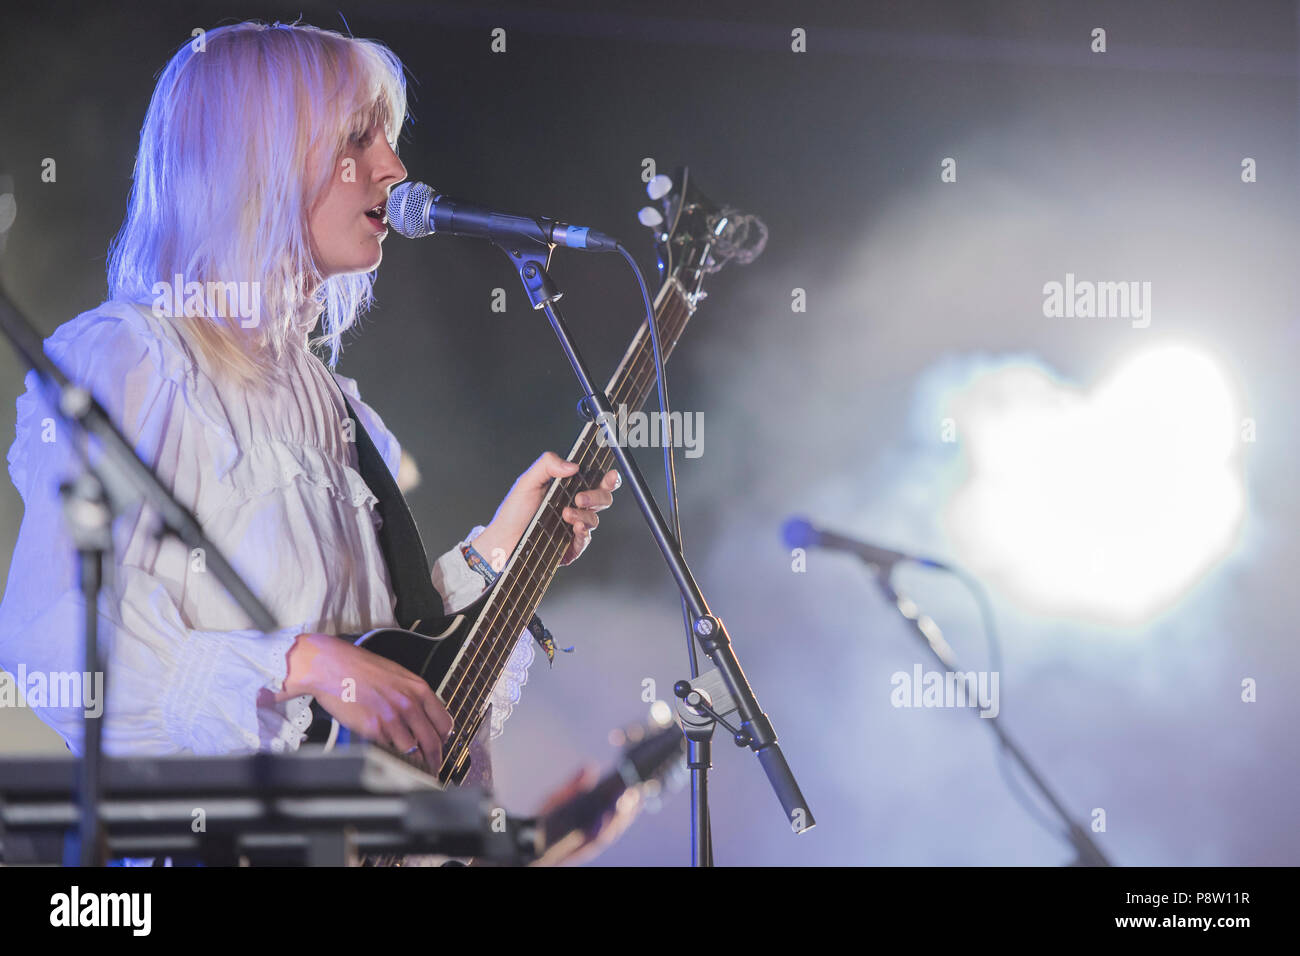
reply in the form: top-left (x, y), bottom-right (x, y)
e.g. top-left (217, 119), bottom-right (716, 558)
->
top-left (309, 168), bottom-right (764, 786)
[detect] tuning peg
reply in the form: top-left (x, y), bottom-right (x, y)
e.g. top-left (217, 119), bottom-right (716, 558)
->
top-left (637, 205), bottom-right (663, 228)
top-left (646, 174), bottom-right (673, 200)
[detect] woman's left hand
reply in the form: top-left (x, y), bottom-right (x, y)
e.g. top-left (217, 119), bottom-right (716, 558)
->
top-left (473, 452), bottom-right (620, 569)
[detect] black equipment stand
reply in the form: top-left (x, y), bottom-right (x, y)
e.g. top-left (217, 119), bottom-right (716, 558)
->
top-left (491, 239), bottom-right (815, 865)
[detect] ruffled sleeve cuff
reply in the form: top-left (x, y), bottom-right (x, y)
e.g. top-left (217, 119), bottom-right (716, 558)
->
top-left (159, 622), bottom-right (308, 754)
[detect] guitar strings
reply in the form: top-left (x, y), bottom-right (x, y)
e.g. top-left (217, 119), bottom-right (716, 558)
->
top-left (437, 287), bottom-right (691, 760)
top-left (438, 286), bottom-right (689, 730)
top-left (435, 287), bottom-right (693, 774)
top-left (438, 287), bottom-right (692, 746)
top-left (439, 287), bottom-right (691, 735)
top-left (437, 299), bottom-right (687, 772)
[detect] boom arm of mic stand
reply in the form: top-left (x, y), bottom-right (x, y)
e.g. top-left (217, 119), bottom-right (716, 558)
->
top-left (501, 244), bottom-right (815, 840)
top-left (0, 288), bottom-right (278, 633)
top-left (867, 560), bottom-right (1110, 866)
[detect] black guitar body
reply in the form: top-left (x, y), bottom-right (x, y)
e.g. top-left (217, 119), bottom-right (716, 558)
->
top-left (302, 586), bottom-right (498, 786)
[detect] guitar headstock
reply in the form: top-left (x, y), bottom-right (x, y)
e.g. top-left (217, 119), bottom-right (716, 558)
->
top-left (607, 703), bottom-right (688, 799)
top-left (636, 166), bottom-right (769, 306)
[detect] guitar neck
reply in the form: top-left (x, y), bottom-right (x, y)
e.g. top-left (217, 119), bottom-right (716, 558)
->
top-left (436, 278), bottom-right (698, 770)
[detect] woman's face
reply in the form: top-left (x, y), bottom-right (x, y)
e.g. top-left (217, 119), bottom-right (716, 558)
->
top-left (307, 117), bottom-right (407, 278)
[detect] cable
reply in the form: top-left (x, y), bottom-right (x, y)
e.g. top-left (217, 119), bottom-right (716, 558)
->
top-left (920, 563), bottom-right (1071, 845)
top-left (615, 241), bottom-right (710, 864)
top-left (615, 242), bottom-right (695, 671)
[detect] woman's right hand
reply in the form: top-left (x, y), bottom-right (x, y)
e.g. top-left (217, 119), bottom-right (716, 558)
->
top-left (278, 632), bottom-right (453, 770)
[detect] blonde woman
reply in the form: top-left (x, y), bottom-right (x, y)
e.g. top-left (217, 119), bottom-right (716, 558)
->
top-left (0, 22), bottom-right (618, 804)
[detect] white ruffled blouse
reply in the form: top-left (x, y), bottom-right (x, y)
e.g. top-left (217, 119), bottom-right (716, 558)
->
top-left (0, 300), bottom-right (535, 764)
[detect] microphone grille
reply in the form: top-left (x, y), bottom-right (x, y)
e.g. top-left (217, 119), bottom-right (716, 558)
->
top-left (781, 517), bottom-right (816, 550)
top-left (386, 181), bottom-right (434, 238)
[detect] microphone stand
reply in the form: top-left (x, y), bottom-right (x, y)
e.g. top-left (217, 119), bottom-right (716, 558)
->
top-left (866, 558), bottom-right (1111, 866)
top-left (492, 239), bottom-right (815, 864)
top-left (676, 681), bottom-right (715, 867)
top-left (0, 286), bottom-right (280, 865)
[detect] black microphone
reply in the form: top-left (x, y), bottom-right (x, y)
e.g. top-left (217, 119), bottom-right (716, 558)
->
top-left (385, 181), bottom-right (620, 252)
top-left (781, 517), bottom-right (948, 571)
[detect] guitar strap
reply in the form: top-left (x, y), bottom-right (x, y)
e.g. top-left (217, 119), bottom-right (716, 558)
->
top-left (339, 392), bottom-right (446, 631)
top-left (305, 366), bottom-right (544, 771)
top-left (334, 372), bottom-right (557, 664)
top-left (300, 378), bottom-right (444, 745)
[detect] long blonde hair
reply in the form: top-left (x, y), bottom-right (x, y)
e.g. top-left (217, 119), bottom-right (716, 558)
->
top-left (106, 21), bottom-right (407, 380)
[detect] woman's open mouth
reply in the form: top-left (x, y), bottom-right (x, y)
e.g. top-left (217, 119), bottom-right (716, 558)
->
top-left (364, 202), bottom-right (388, 232)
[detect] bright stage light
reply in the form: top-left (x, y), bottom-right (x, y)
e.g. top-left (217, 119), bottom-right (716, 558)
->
top-left (943, 345), bottom-right (1245, 625)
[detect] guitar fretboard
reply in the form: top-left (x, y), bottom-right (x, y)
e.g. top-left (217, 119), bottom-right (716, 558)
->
top-left (436, 277), bottom-right (696, 779)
